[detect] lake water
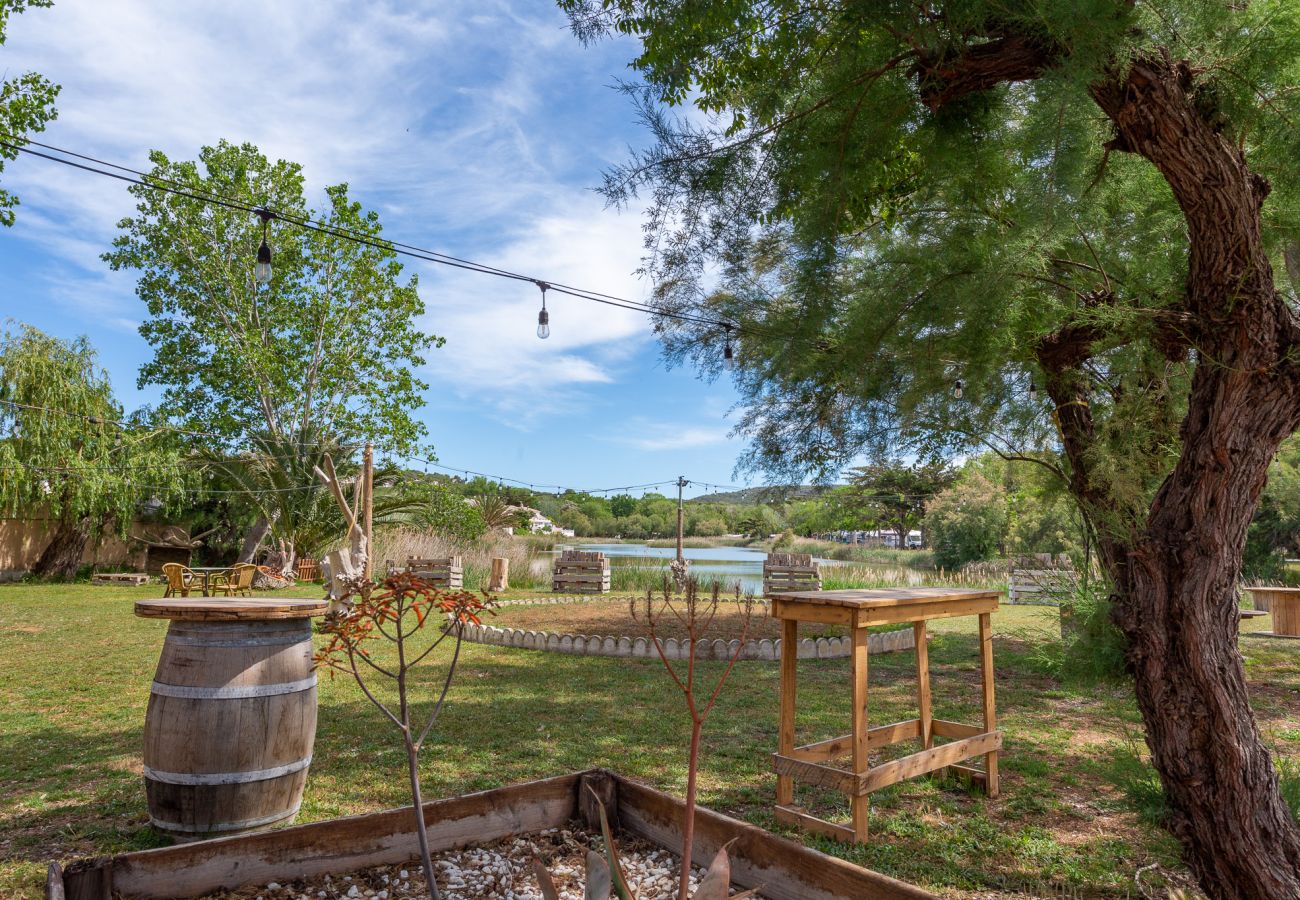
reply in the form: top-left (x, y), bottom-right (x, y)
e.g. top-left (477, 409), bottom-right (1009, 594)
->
top-left (561, 542), bottom-right (837, 594)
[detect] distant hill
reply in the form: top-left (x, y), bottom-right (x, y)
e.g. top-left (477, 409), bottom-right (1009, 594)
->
top-left (690, 485), bottom-right (829, 505)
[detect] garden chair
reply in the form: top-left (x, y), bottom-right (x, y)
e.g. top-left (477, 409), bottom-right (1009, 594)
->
top-left (232, 562), bottom-right (257, 597)
top-left (161, 563), bottom-right (198, 598)
top-left (207, 567), bottom-right (238, 597)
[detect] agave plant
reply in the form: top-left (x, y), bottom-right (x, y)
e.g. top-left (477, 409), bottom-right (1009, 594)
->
top-left (532, 793), bottom-right (757, 900)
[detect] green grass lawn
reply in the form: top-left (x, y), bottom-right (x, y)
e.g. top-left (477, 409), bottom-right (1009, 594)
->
top-left (1, 583), bottom-right (1297, 898)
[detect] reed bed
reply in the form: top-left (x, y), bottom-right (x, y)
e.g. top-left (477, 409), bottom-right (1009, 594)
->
top-left (371, 528), bottom-right (550, 590)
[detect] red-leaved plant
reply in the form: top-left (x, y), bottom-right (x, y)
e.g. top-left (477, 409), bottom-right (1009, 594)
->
top-left (314, 572), bottom-right (494, 900)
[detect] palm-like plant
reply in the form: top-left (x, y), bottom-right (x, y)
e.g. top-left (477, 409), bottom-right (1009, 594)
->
top-left (203, 427), bottom-right (418, 563)
top-left (472, 491), bottom-right (523, 532)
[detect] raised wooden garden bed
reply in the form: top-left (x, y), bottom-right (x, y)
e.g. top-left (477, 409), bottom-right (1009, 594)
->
top-left (47, 770), bottom-right (931, 900)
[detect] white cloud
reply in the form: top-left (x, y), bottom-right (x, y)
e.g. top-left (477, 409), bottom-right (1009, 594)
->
top-left (606, 421), bottom-right (731, 452)
top-left (2, 0), bottom-right (661, 423)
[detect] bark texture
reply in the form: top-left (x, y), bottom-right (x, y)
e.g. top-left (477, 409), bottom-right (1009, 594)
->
top-left (32, 516), bottom-right (94, 579)
top-left (922, 36), bottom-right (1300, 898)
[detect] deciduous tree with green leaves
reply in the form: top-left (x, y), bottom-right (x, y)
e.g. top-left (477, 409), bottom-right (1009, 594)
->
top-left (105, 141), bottom-right (440, 558)
top-left (846, 461), bottom-right (953, 549)
top-left (0, 0), bottom-right (59, 227)
top-left (562, 1), bottom-right (1300, 893)
top-left (0, 324), bottom-right (188, 577)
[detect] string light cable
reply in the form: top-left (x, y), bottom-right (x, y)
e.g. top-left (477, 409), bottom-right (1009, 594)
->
top-left (0, 133), bottom-right (768, 348)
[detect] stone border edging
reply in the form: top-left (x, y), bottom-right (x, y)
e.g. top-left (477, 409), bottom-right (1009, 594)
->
top-left (457, 596), bottom-right (916, 661)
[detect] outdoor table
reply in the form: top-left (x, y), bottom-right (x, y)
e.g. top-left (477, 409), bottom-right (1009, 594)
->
top-left (769, 587), bottom-right (1002, 844)
top-left (189, 565), bottom-right (235, 597)
top-left (134, 598), bottom-right (328, 837)
top-left (1246, 586), bottom-right (1300, 638)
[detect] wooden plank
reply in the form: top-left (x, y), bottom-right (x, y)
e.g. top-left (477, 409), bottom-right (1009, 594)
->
top-left (615, 779), bottom-right (935, 900)
top-left (946, 763), bottom-right (989, 787)
top-left (63, 773), bottom-right (582, 900)
top-left (134, 599), bottom-right (328, 622)
top-left (777, 617), bottom-right (798, 806)
top-left (851, 624), bottom-right (870, 841)
top-left (854, 732), bottom-right (1003, 795)
top-left (772, 754), bottom-right (857, 794)
top-left (914, 621), bottom-right (932, 752)
top-left (773, 805), bottom-right (855, 843)
top-left (932, 719), bottom-right (983, 740)
top-left (790, 720), bottom-right (921, 762)
top-left (856, 596), bottom-right (999, 627)
top-left (979, 612), bottom-right (1000, 797)
top-left (767, 587), bottom-right (1000, 608)
top-left (770, 600), bottom-right (853, 625)
top-left (46, 863), bottom-right (65, 900)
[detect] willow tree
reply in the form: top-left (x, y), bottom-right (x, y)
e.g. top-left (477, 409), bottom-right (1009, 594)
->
top-left (0, 324), bottom-right (189, 576)
top-left (562, 1), bottom-right (1300, 895)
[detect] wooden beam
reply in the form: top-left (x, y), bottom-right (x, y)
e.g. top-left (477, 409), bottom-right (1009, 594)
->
top-left (854, 732), bottom-right (1003, 795)
top-left (772, 754), bottom-right (857, 794)
top-left (616, 780), bottom-right (936, 900)
top-left (979, 611), bottom-right (1000, 798)
top-left (773, 805), bottom-right (856, 844)
top-left (931, 719), bottom-right (984, 740)
top-left (777, 617), bottom-right (798, 806)
top-left (62, 773), bottom-right (582, 900)
top-left (46, 863), bottom-right (66, 900)
top-left (914, 621), bottom-right (932, 751)
top-left (850, 623), bottom-right (870, 841)
top-left (790, 720), bottom-right (921, 762)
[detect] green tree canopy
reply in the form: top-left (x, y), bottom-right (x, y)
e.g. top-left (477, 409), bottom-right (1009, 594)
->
top-left (563, 1), bottom-right (1300, 890)
top-left (846, 461), bottom-right (953, 548)
top-left (105, 141), bottom-right (439, 456)
top-left (0, 323), bottom-right (189, 576)
top-left (0, 0), bottom-right (59, 227)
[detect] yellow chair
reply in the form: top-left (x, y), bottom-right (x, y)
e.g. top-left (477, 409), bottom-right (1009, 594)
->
top-left (232, 562), bottom-right (257, 597)
top-left (161, 563), bottom-right (197, 598)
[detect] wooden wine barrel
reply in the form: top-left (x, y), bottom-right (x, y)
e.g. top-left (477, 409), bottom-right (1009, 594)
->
top-left (135, 598), bottom-right (328, 839)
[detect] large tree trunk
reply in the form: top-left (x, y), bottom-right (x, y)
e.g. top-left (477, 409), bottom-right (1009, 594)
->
top-left (32, 516), bottom-right (95, 579)
top-left (1087, 56), bottom-right (1300, 897)
top-left (237, 516), bottom-right (272, 564)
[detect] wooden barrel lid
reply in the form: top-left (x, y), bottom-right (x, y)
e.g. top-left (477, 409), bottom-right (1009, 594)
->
top-left (135, 598), bottom-right (329, 621)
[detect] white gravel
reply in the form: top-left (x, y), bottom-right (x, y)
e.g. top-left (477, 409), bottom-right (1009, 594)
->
top-left (205, 825), bottom-right (757, 900)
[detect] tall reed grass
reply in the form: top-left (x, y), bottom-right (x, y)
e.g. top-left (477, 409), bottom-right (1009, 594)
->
top-left (820, 563), bottom-right (1006, 591)
top-left (371, 528), bottom-right (549, 590)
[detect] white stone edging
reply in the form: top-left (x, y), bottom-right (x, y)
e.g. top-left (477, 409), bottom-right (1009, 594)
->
top-left (452, 597), bottom-right (916, 661)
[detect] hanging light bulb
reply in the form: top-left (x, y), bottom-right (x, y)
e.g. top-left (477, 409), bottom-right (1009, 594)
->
top-left (952, 379), bottom-right (964, 400)
top-left (535, 280), bottom-right (550, 339)
top-left (254, 209), bottom-right (274, 285)
top-left (723, 324), bottom-right (735, 370)
top-left (1028, 381), bottom-right (1039, 403)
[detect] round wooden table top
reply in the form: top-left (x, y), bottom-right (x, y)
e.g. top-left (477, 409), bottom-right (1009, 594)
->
top-left (135, 598), bottom-right (329, 621)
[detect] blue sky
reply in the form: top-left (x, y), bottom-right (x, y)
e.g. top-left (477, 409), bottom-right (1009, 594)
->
top-left (0, 0), bottom-right (759, 498)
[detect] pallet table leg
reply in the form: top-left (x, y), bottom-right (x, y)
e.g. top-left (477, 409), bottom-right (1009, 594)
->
top-left (914, 621), bottom-right (932, 750)
top-left (851, 624), bottom-right (870, 842)
top-left (777, 618), bottom-right (798, 807)
top-left (978, 612), bottom-right (999, 798)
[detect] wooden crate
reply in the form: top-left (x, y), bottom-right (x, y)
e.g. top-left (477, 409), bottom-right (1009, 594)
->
top-left (294, 558), bottom-right (320, 582)
top-left (406, 556), bottom-right (464, 590)
top-left (47, 771), bottom-right (932, 900)
top-left (1007, 568), bottom-right (1077, 604)
top-left (764, 552), bottom-right (821, 597)
top-left (552, 550), bottom-right (610, 594)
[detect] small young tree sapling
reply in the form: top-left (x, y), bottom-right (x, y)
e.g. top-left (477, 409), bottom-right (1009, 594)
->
top-left (633, 578), bottom-right (756, 900)
top-left (315, 571), bottom-right (493, 900)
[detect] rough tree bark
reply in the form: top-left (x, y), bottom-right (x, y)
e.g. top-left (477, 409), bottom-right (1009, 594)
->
top-left (31, 515), bottom-right (95, 579)
top-left (1089, 55), bottom-right (1300, 896)
top-left (237, 516), bottom-right (272, 564)
top-left (921, 40), bottom-right (1300, 898)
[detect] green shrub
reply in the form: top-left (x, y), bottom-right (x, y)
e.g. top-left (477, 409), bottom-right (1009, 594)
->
top-left (1031, 580), bottom-right (1129, 683)
top-left (925, 473), bottom-right (1008, 570)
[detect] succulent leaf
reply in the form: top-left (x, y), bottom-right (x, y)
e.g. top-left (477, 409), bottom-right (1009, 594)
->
top-left (531, 858), bottom-right (561, 900)
top-left (585, 849), bottom-right (613, 900)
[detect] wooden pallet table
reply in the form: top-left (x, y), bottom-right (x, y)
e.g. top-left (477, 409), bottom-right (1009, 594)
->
top-left (769, 587), bottom-right (1002, 844)
top-left (1245, 586), bottom-right (1300, 638)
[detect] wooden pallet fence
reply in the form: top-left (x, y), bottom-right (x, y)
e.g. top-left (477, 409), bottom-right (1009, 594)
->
top-left (294, 558), bottom-right (320, 582)
top-left (49, 770), bottom-right (932, 900)
top-left (764, 552), bottom-right (821, 597)
top-left (552, 549), bottom-right (610, 593)
top-left (1007, 568), bottom-right (1077, 604)
top-left (406, 556), bottom-right (464, 590)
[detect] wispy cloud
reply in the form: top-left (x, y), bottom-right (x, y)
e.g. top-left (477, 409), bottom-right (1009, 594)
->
top-left (606, 421), bottom-right (732, 451)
